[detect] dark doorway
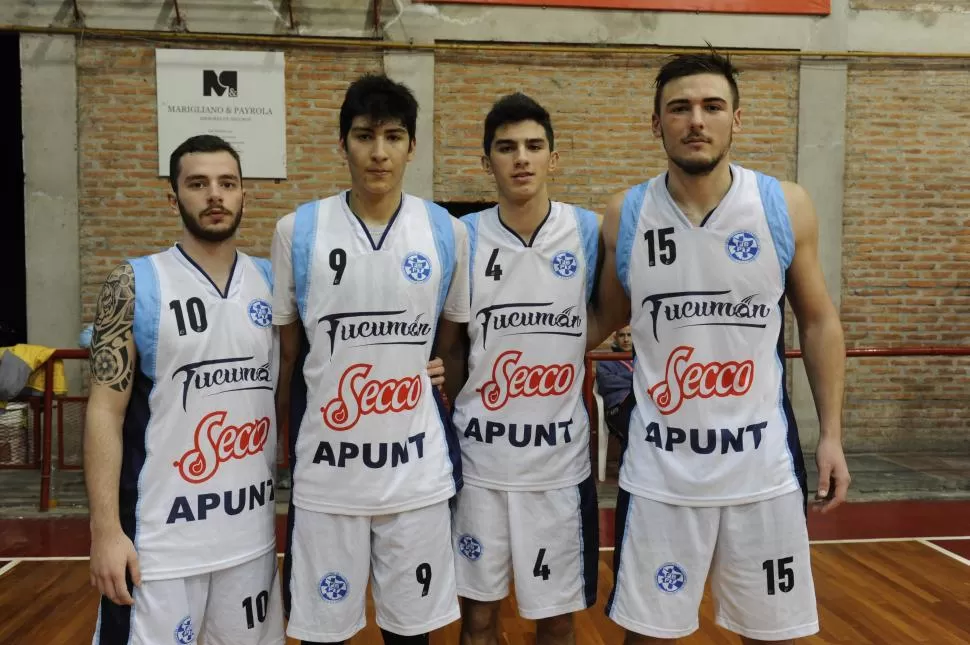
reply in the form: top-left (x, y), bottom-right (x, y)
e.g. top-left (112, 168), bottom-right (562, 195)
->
top-left (0, 33), bottom-right (25, 348)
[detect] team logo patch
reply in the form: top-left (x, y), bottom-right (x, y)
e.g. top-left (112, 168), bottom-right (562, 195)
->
top-left (173, 615), bottom-right (195, 644)
top-left (319, 572), bottom-right (350, 603)
top-left (726, 230), bottom-right (760, 263)
top-left (248, 298), bottom-right (272, 328)
top-left (655, 563), bottom-right (687, 594)
top-left (551, 250), bottom-right (579, 279)
top-left (402, 252), bottom-right (432, 283)
top-left (457, 534), bottom-right (484, 561)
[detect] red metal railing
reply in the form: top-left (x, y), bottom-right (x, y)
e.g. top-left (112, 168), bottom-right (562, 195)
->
top-left (21, 345), bottom-right (970, 511)
top-left (39, 349), bottom-right (87, 511)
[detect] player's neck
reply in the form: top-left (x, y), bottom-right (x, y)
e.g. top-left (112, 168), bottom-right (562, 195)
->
top-left (348, 187), bottom-right (403, 226)
top-left (666, 161), bottom-right (734, 226)
top-left (179, 234), bottom-right (237, 289)
top-left (497, 191), bottom-right (551, 243)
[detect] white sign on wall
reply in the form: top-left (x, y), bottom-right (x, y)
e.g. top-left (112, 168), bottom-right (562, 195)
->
top-left (156, 49), bottom-right (287, 179)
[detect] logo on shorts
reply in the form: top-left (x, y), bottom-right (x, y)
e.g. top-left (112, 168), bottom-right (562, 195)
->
top-left (319, 572), bottom-right (350, 603)
top-left (655, 563), bottom-right (687, 594)
top-left (551, 250), bottom-right (579, 279)
top-left (248, 298), bottom-right (273, 328)
top-left (726, 230), bottom-right (760, 263)
top-left (457, 534), bottom-right (483, 561)
top-left (174, 615), bottom-right (195, 644)
top-left (402, 252), bottom-right (432, 283)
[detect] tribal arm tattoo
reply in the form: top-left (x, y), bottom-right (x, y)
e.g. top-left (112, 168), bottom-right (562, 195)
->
top-left (90, 264), bottom-right (136, 392)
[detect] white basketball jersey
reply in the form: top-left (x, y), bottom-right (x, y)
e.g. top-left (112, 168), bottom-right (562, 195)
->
top-left (124, 246), bottom-right (278, 581)
top-left (453, 202), bottom-right (598, 491)
top-left (616, 165), bottom-right (804, 506)
top-left (290, 193), bottom-right (460, 515)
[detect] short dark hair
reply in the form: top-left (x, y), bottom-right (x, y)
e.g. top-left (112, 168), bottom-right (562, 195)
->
top-left (339, 74), bottom-right (418, 145)
top-left (482, 92), bottom-right (555, 155)
top-left (168, 135), bottom-right (241, 193)
top-left (653, 50), bottom-right (740, 115)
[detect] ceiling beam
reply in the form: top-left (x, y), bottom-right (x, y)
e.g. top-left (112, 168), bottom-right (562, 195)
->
top-left (71, 0), bottom-right (84, 26)
top-left (170, 0), bottom-right (186, 30)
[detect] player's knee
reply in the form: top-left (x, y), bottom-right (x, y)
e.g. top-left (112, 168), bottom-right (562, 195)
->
top-left (461, 598), bottom-right (500, 634)
top-left (536, 613), bottom-right (574, 638)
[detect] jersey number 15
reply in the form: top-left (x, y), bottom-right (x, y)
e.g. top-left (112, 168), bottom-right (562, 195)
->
top-left (643, 227), bottom-right (677, 267)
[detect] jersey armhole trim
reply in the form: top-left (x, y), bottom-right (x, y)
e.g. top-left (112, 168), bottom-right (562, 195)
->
top-left (293, 201), bottom-right (319, 322)
top-left (461, 211), bottom-right (483, 305)
top-left (617, 182), bottom-right (649, 297)
top-left (128, 256), bottom-right (160, 382)
top-left (425, 201), bottom-right (456, 328)
top-left (756, 172), bottom-right (795, 285)
top-left (253, 257), bottom-right (273, 292)
top-left (573, 206), bottom-right (600, 304)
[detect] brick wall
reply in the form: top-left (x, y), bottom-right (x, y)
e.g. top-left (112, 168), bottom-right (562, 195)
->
top-left (77, 39), bottom-right (381, 322)
top-left (75, 41), bottom-right (970, 453)
top-left (434, 51), bottom-right (801, 382)
top-left (433, 51), bottom-right (799, 210)
top-left (842, 60), bottom-right (970, 451)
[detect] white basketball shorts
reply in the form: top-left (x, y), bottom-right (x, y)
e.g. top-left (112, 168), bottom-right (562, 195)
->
top-left (92, 549), bottom-right (284, 645)
top-left (283, 500), bottom-right (460, 642)
top-left (606, 488), bottom-right (818, 640)
top-left (452, 477), bottom-right (599, 620)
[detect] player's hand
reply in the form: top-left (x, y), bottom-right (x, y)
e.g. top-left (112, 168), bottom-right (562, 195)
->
top-left (813, 435), bottom-right (850, 513)
top-left (427, 356), bottom-right (446, 390)
top-left (90, 527), bottom-right (141, 606)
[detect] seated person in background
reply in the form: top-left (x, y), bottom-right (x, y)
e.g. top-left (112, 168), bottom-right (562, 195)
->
top-left (594, 326), bottom-right (634, 445)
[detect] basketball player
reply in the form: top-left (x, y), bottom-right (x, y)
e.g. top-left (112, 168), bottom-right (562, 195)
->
top-left (84, 134), bottom-right (285, 644)
top-left (592, 51), bottom-right (852, 644)
top-left (271, 74), bottom-right (468, 645)
top-left (439, 93), bottom-right (599, 645)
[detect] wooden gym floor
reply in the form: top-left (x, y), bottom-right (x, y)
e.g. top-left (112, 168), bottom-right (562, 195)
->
top-left (2, 501), bottom-right (970, 644)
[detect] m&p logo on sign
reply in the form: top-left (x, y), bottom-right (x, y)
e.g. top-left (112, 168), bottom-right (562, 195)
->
top-left (203, 70), bottom-right (238, 97)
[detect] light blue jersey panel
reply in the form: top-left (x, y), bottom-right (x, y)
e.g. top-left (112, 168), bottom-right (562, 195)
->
top-left (573, 207), bottom-right (599, 303)
top-left (461, 211), bottom-right (483, 303)
top-left (292, 201), bottom-right (319, 321)
top-left (425, 201), bottom-right (456, 319)
top-left (128, 257), bottom-right (161, 381)
top-left (756, 172), bottom-right (795, 284)
top-left (616, 181), bottom-right (649, 296)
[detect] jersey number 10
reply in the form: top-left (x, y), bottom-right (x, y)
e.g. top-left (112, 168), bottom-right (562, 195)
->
top-left (169, 298), bottom-right (208, 336)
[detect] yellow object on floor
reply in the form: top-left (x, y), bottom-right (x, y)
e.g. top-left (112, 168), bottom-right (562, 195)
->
top-left (0, 344), bottom-right (68, 408)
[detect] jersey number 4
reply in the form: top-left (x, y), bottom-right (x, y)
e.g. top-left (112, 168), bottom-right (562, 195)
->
top-left (485, 249), bottom-right (503, 281)
top-left (533, 548), bottom-right (551, 581)
top-left (169, 298), bottom-right (208, 336)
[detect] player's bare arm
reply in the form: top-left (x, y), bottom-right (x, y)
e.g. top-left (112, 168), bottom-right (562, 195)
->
top-left (587, 191), bottom-right (632, 350)
top-left (276, 320), bottom-right (302, 439)
top-left (435, 319), bottom-right (469, 404)
top-left (427, 356), bottom-right (446, 390)
top-left (84, 263), bottom-right (141, 606)
top-left (782, 181), bottom-right (851, 513)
